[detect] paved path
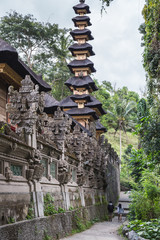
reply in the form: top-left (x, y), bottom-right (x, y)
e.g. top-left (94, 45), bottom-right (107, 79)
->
top-left (60, 192), bottom-right (130, 240)
top-left (61, 216), bottom-right (125, 240)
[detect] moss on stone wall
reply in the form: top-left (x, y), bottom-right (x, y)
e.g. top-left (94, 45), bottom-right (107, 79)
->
top-left (0, 204), bottom-right (108, 240)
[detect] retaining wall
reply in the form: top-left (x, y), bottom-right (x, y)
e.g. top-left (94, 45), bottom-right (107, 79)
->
top-left (0, 204), bottom-right (108, 240)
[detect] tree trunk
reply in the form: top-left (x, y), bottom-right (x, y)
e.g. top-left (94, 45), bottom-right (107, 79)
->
top-left (119, 127), bottom-right (122, 161)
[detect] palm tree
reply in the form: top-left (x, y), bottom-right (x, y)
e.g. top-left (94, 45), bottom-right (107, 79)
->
top-left (107, 100), bottom-right (137, 160)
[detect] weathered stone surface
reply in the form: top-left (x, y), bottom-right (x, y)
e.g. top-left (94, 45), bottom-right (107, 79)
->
top-left (0, 205), bottom-right (108, 240)
top-left (0, 76), bottom-right (120, 225)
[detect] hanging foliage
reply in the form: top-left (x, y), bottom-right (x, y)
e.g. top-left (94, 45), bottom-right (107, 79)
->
top-left (139, 0), bottom-right (160, 96)
top-left (100, 0), bottom-right (114, 12)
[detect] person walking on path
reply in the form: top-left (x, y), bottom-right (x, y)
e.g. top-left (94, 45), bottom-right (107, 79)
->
top-left (117, 203), bottom-right (124, 222)
top-left (107, 201), bottom-right (114, 221)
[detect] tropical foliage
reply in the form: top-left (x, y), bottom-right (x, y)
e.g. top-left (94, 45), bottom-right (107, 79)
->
top-left (136, 98), bottom-right (160, 164)
top-left (0, 11), bottom-right (72, 100)
top-left (129, 170), bottom-right (160, 221)
top-left (124, 0), bottom-right (160, 226)
top-left (93, 83), bottom-right (139, 160)
top-left (128, 219), bottom-right (160, 240)
top-left (139, 0), bottom-right (160, 97)
top-left (94, 83), bottom-right (139, 130)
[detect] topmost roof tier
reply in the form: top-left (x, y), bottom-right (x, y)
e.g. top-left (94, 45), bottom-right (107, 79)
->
top-left (73, 0), bottom-right (91, 15)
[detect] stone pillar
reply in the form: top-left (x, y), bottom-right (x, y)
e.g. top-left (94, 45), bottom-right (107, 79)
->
top-left (32, 181), bottom-right (44, 217)
top-left (61, 185), bottom-right (70, 210)
top-left (79, 187), bottom-right (85, 207)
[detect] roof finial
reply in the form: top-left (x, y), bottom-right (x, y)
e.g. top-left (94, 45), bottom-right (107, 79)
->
top-left (79, 0), bottom-right (85, 3)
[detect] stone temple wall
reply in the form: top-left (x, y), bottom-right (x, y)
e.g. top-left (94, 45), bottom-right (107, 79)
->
top-left (0, 75), bottom-right (120, 227)
top-left (0, 204), bottom-right (108, 240)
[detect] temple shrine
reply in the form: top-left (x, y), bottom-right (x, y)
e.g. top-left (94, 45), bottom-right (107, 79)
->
top-left (0, 1), bottom-right (120, 238)
top-left (60, 0), bottom-right (107, 139)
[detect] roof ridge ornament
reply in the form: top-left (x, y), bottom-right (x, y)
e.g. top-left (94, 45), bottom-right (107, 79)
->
top-left (79, 0), bottom-right (85, 3)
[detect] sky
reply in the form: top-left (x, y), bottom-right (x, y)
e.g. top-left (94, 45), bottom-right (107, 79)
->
top-left (0, 0), bottom-right (146, 94)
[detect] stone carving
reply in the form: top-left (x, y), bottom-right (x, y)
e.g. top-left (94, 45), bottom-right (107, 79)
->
top-left (26, 169), bottom-right (34, 181)
top-left (5, 167), bottom-right (13, 181)
top-left (77, 165), bottom-right (85, 186)
top-left (89, 122), bottom-right (96, 138)
top-left (31, 149), bottom-right (42, 164)
top-left (88, 168), bottom-right (95, 188)
top-left (58, 157), bottom-right (72, 185)
top-left (10, 142), bottom-right (18, 151)
top-left (26, 149), bottom-right (44, 181)
top-left (33, 164), bottom-right (44, 181)
top-left (6, 75), bottom-right (44, 146)
top-left (4, 76), bottom-right (120, 193)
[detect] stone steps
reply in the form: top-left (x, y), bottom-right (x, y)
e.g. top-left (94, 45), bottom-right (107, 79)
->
top-left (115, 191), bottom-right (131, 218)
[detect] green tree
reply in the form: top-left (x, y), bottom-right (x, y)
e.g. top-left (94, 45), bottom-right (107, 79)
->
top-left (126, 147), bottom-right (147, 183)
top-left (93, 82), bottom-right (139, 160)
top-left (129, 170), bottom-right (160, 221)
top-left (136, 98), bottom-right (160, 164)
top-left (139, 0), bottom-right (160, 97)
top-left (0, 11), bottom-right (72, 100)
top-left (107, 99), bottom-right (137, 160)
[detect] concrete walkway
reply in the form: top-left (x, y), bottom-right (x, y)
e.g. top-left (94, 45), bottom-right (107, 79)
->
top-left (60, 192), bottom-right (130, 240)
top-left (61, 216), bottom-right (125, 240)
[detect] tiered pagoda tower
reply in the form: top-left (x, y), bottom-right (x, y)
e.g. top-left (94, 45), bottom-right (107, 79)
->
top-left (60, 0), bottom-right (107, 139)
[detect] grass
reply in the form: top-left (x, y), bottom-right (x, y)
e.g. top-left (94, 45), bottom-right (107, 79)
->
top-left (104, 129), bottom-right (138, 160)
top-left (105, 129), bottom-right (139, 190)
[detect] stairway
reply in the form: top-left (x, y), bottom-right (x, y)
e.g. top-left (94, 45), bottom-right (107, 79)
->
top-left (115, 191), bottom-right (131, 219)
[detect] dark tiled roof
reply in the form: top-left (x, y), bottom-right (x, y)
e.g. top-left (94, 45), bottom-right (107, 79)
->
top-left (86, 95), bottom-right (107, 115)
top-left (66, 107), bottom-right (98, 120)
top-left (44, 93), bottom-right (59, 114)
top-left (96, 120), bottom-right (107, 132)
top-left (0, 38), bottom-right (18, 61)
top-left (70, 94), bottom-right (91, 101)
top-left (72, 16), bottom-right (92, 27)
top-left (60, 95), bottom-right (91, 109)
top-left (65, 76), bottom-right (98, 91)
top-left (73, 2), bottom-right (91, 14)
top-left (59, 96), bottom-right (78, 108)
top-left (69, 43), bottom-right (95, 56)
top-left (70, 29), bottom-right (94, 41)
top-left (68, 59), bottom-right (96, 73)
top-left (61, 95), bottom-right (106, 117)
top-left (60, 94), bottom-right (106, 116)
top-left (0, 38), bottom-right (51, 92)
